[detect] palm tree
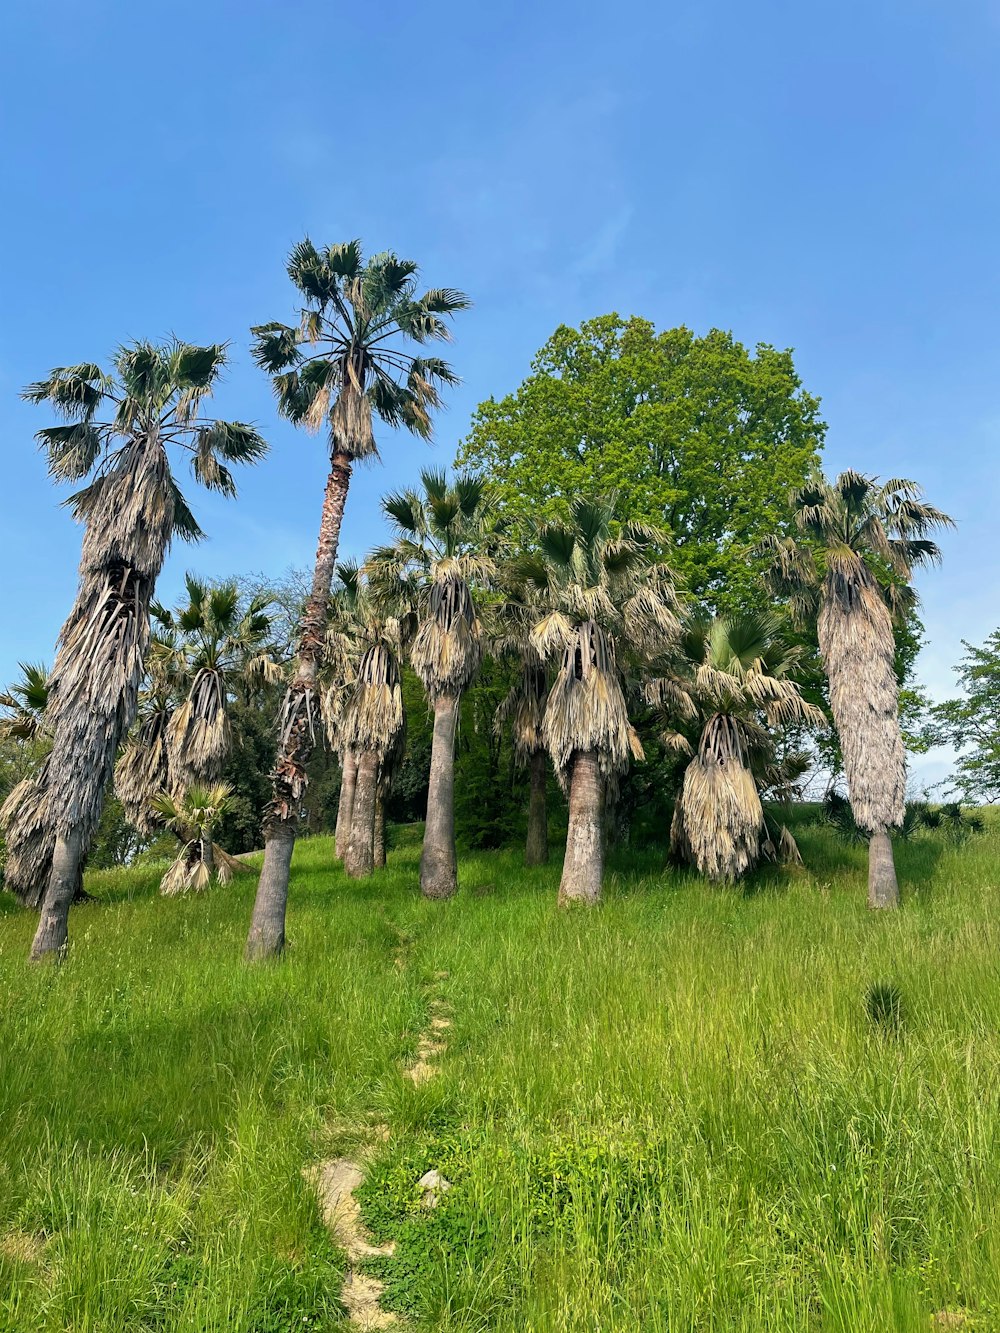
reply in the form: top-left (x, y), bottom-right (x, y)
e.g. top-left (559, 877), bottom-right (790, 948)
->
top-left (494, 651), bottom-right (550, 865)
top-left (161, 575), bottom-right (280, 791)
top-left (650, 613), bottom-right (823, 881)
top-left (324, 562), bottom-right (410, 880)
top-left (151, 783), bottom-right (244, 896)
top-left (0, 664), bottom-right (50, 743)
top-left (114, 628), bottom-right (183, 838)
top-left (5, 342), bottom-right (266, 958)
top-left (761, 470), bottom-right (952, 907)
top-left (516, 495), bottom-right (681, 904)
top-left (370, 470), bottom-right (500, 899)
top-left (245, 240), bottom-right (468, 957)
top-left (0, 664), bottom-right (52, 907)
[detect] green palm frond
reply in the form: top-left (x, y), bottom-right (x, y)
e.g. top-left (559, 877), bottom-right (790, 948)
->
top-left (255, 238), bottom-right (466, 458)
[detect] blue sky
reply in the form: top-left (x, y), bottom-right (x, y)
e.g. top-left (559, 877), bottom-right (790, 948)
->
top-left (2, 0), bottom-right (997, 787)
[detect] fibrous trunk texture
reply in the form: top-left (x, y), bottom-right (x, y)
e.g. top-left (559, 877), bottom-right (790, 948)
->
top-left (246, 453), bottom-right (352, 960)
top-left (335, 750), bottom-right (358, 861)
top-left (558, 749), bottom-right (605, 906)
top-left (345, 750), bottom-right (378, 879)
top-left (374, 791), bottom-right (386, 868)
top-left (30, 434), bottom-right (173, 957)
top-left (818, 573), bottom-right (905, 836)
top-left (525, 748), bottom-right (549, 866)
top-left (868, 827), bottom-right (900, 909)
top-left (420, 691), bottom-right (461, 899)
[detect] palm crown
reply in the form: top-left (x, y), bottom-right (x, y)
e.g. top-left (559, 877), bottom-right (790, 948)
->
top-left (155, 576), bottom-right (282, 788)
top-left (23, 340), bottom-right (267, 546)
top-left (0, 663), bottom-right (50, 743)
top-left (512, 495), bottom-right (681, 784)
top-left (763, 470), bottom-right (954, 620)
top-left (251, 240), bottom-right (469, 456)
top-left (324, 560), bottom-right (410, 763)
top-left (370, 470), bottom-right (502, 700)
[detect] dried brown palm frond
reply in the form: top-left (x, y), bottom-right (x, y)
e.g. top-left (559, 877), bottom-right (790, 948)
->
top-left (818, 567), bottom-right (905, 832)
top-left (411, 572), bottom-right (482, 701)
top-left (167, 667), bottom-right (231, 788)
top-left (672, 714), bottom-right (765, 882)
top-left (542, 620), bottom-right (642, 790)
top-left (115, 697), bottom-right (173, 835)
top-left (495, 658), bottom-right (547, 764)
top-left (0, 765), bottom-right (55, 907)
top-left (340, 642), bottom-right (404, 762)
top-left (760, 818), bottom-right (803, 866)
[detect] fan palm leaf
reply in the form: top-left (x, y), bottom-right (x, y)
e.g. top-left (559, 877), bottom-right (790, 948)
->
top-left (247, 242), bottom-right (467, 959)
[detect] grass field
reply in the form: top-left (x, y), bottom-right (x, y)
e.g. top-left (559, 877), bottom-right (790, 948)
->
top-left (2, 818), bottom-right (1000, 1331)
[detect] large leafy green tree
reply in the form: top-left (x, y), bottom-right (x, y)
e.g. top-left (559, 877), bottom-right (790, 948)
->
top-left (458, 315), bottom-right (825, 611)
top-left (516, 495), bottom-right (681, 904)
top-left (762, 471), bottom-right (952, 908)
top-left (245, 239), bottom-right (468, 958)
top-left (6, 343), bottom-right (266, 959)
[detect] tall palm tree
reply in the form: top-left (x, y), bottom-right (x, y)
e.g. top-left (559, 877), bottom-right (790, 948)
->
top-left (650, 613), bottom-right (823, 881)
top-left (370, 470), bottom-right (500, 899)
top-left (516, 495), bottom-right (681, 905)
top-left (6, 342), bottom-right (266, 958)
top-left (761, 470), bottom-right (952, 907)
top-left (245, 240), bottom-right (468, 958)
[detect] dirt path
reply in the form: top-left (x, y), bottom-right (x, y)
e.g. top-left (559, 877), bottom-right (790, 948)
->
top-left (308, 961), bottom-right (453, 1329)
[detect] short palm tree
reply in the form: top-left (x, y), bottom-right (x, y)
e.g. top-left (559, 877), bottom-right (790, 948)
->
top-left (245, 239), bottom-right (468, 957)
top-left (0, 664), bottom-right (50, 743)
top-left (0, 664), bottom-right (52, 907)
top-left (761, 470), bottom-right (952, 906)
top-left (6, 342), bottom-right (266, 958)
top-left (325, 562), bottom-right (410, 879)
top-left (161, 575), bottom-right (280, 791)
top-left (516, 495), bottom-right (681, 904)
top-left (114, 628), bottom-right (184, 837)
top-left (151, 783), bottom-right (243, 896)
top-left (651, 613), bottom-right (823, 881)
top-left (370, 470), bottom-right (500, 898)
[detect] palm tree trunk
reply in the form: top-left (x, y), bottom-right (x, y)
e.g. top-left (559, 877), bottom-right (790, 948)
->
top-left (335, 750), bottom-right (358, 861)
top-left (374, 791), bottom-right (387, 868)
top-left (246, 452), bottom-right (352, 960)
top-left (868, 827), bottom-right (899, 909)
top-left (30, 826), bottom-right (84, 960)
top-left (558, 749), bottom-right (604, 906)
top-left (345, 750), bottom-right (377, 879)
top-left (525, 749), bottom-right (549, 866)
top-left (420, 691), bottom-right (461, 899)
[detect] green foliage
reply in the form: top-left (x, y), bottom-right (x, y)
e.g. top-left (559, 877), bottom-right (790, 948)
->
top-left (458, 314), bottom-right (825, 612)
top-left (824, 791), bottom-right (985, 846)
top-left (6, 832), bottom-right (1000, 1328)
top-left (921, 630), bottom-right (1000, 804)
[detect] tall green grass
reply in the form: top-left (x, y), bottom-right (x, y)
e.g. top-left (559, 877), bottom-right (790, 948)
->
top-left (3, 822), bottom-right (1000, 1329)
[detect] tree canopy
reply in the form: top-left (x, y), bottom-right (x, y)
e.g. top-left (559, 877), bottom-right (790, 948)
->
top-left (457, 315), bottom-right (825, 612)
